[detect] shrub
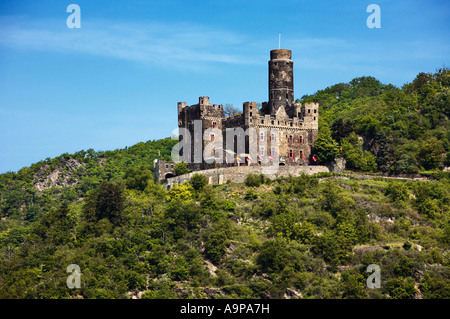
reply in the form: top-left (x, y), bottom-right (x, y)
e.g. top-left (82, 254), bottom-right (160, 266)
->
top-left (385, 181), bottom-right (409, 203)
top-left (174, 161), bottom-right (190, 176)
top-left (190, 173), bottom-right (207, 191)
top-left (245, 173), bottom-right (265, 187)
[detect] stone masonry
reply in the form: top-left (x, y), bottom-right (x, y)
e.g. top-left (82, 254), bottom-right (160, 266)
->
top-left (154, 48), bottom-right (339, 185)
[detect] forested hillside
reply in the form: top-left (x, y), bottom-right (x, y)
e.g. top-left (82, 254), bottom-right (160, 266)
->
top-left (305, 68), bottom-right (450, 173)
top-left (0, 69), bottom-right (449, 299)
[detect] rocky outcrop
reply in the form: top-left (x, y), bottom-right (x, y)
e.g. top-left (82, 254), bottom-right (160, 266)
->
top-left (33, 158), bottom-right (83, 191)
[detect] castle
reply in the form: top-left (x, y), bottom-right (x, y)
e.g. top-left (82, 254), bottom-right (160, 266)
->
top-left (155, 49), bottom-right (322, 182)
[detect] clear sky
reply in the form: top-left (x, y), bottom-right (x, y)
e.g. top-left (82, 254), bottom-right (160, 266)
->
top-left (0, 0), bottom-right (449, 173)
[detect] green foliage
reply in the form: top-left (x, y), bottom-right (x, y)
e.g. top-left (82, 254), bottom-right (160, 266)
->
top-left (340, 270), bottom-right (368, 299)
top-left (303, 68), bottom-right (450, 173)
top-left (83, 182), bottom-right (125, 226)
top-left (124, 165), bottom-right (153, 191)
top-left (204, 220), bottom-right (232, 264)
top-left (256, 239), bottom-right (306, 274)
top-left (189, 173), bottom-right (207, 191)
top-left (312, 127), bottom-right (339, 164)
top-left (384, 277), bottom-right (416, 299)
top-left (1, 68), bottom-right (450, 299)
top-left (268, 212), bottom-right (315, 244)
top-left (244, 173), bottom-right (266, 187)
top-left (419, 271), bottom-right (450, 299)
top-left (174, 161), bottom-right (190, 176)
top-left (341, 133), bottom-right (377, 172)
top-left (385, 181), bottom-right (409, 203)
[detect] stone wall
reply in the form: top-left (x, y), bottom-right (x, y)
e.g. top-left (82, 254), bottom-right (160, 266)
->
top-left (153, 159), bottom-right (176, 181)
top-left (163, 164), bottom-right (331, 189)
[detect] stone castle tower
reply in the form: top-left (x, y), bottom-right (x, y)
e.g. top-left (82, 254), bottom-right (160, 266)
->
top-left (268, 49), bottom-right (294, 114)
top-left (156, 48), bottom-right (320, 179)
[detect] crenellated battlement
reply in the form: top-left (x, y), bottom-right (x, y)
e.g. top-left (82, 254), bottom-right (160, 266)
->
top-left (172, 48), bottom-right (320, 174)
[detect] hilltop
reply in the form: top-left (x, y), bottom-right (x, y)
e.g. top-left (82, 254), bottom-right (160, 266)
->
top-left (0, 69), bottom-right (449, 299)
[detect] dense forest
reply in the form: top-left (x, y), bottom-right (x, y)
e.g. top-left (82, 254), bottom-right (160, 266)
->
top-left (0, 68), bottom-right (449, 299)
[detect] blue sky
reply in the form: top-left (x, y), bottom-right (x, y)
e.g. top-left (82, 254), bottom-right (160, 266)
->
top-left (0, 0), bottom-right (449, 173)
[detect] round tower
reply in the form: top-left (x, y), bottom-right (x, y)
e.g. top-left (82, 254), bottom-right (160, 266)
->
top-left (268, 49), bottom-right (294, 115)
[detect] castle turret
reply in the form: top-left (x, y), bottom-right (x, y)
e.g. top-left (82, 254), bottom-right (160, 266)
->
top-left (268, 49), bottom-right (294, 115)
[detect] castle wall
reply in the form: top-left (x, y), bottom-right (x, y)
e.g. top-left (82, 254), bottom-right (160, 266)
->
top-left (171, 49), bottom-right (322, 175)
top-left (163, 164), bottom-right (332, 189)
top-left (153, 159), bottom-right (176, 181)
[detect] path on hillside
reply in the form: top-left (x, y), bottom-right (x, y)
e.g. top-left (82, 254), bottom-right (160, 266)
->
top-left (340, 173), bottom-right (432, 182)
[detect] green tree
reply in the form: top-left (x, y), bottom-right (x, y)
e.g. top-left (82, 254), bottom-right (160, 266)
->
top-left (84, 182), bottom-right (125, 226)
top-left (124, 165), bottom-right (152, 191)
top-left (418, 137), bottom-right (445, 170)
top-left (331, 118), bottom-right (355, 143)
top-left (385, 182), bottom-right (409, 203)
top-left (244, 173), bottom-right (265, 187)
top-left (340, 270), bottom-right (368, 299)
top-left (190, 173), bottom-right (207, 191)
top-left (174, 161), bottom-right (190, 176)
top-left (312, 127), bottom-right (339, 164)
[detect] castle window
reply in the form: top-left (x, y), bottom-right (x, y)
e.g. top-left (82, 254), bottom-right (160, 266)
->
top-left (308, 109), bottom-right (310, 113)
top-left (271, 133), bottom-right (276, 141)
top-left (261, 120), bottom-right (264, 124)
top-left (289, 135), bottom-right (293, 143)
top-left (171, 164), bottom-right (174, 168)
top-left (271, 147), bottom-right (275, 156)
top-left (271, 120), bottom-right (274, 125)
top-left (300, 151), bottom-right (303, 159)
top-left (290, 122), bottom-right (293, 127)
top-left (260, 132), bottom-right (264, 141)
top-left (314, 109), bottom-right (317, 113)
top-left (165, 165), bottom-right (169, 168)
top-left (286, 94), bottom-right (288, 99)
top-left (260, 146), bottom-right (265, 156)
top-left (289, 150), bottom-right (293, 158)
top-left (211, 134), bottom-right (215, 142)
top-left (250, 105), bottom-right (252, 109)
top-left (212, 122), bottom-right (217, 128)
top-left (313, 117), bottom-right (316, 121)
top-left (250, 112), bottom-right (252, 117)
top-left (299, 136), bottom-right (302, 143)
